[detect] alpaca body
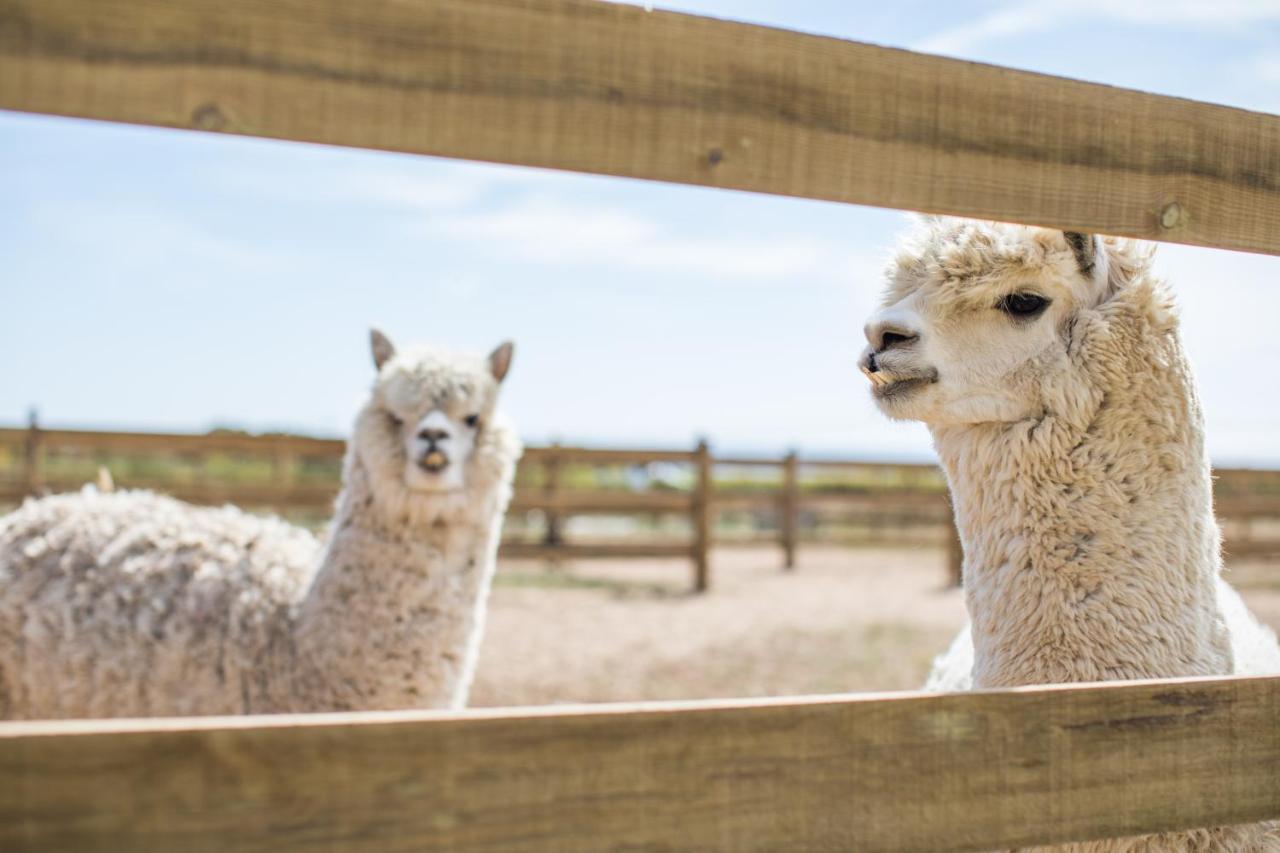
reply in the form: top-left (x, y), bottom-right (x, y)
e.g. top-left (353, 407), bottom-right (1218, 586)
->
top-left (0, 335), bottom-right (520, 719)
top-left (0, 487), bottom-right (315, 717)
top-left (930, 311), bottom-right (1236, 689)
top-left (862, 219), bottom-right (1280, 851)
top-left (926, 578), bottom-right (1280, 693)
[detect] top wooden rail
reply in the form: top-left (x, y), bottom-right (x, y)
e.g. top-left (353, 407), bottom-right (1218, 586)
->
top-left (2, 674), bottom-right (1279, 852)
top-left (1, 0), bottom-right (1278, 255)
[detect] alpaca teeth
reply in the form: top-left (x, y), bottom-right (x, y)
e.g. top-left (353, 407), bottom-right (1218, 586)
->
top-left (860, 363), bottom-right (904, 388)
top-left (425, 451), bottom-right (447, 467)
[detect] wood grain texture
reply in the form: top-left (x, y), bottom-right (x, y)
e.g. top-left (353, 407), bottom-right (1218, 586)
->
top-left (781, 451), bottom-right (798, 569)
top-left (692, 439), bottom-right (712, 591)
top-left (1, 0), bottom-right (1278, 253)
top-left (2, 676), bottom-right (1279, 852)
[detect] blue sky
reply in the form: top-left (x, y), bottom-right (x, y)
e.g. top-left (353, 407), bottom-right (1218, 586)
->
top-left (2, 1), bottom-right (1279, 462)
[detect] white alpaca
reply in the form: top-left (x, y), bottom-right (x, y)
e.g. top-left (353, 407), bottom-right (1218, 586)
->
top-left (0, 330), bottom-right (522, 718)
top-left (862, 218), bottom-right (1280, 852)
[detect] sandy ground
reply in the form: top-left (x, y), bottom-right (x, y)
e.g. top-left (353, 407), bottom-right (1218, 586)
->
top-left (469, 545), bottom-right (1280, 708)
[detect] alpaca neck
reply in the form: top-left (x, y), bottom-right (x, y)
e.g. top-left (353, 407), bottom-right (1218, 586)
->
top-left (291, 453), bottom-right (504, 711)
top-left (932, 349), bottom-right (1230, 688)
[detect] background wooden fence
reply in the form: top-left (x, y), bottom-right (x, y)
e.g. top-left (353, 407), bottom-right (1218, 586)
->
top-left (5, 421), bottom-right (1280, 591)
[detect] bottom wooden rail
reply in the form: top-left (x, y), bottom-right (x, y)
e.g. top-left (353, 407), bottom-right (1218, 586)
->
top-left (2, 676), bottom-right (1279, 852)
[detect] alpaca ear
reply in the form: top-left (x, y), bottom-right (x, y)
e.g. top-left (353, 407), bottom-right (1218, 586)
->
top-left (488, 341), bottom-right (514, 383)
top-left (370, 328), bottom-right (396, 370)
top-left (1063, 231), bottom-right (1097, 276)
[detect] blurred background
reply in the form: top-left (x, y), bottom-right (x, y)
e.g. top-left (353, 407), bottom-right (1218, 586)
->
top-left (3, 0), bottom-right (1279, 706)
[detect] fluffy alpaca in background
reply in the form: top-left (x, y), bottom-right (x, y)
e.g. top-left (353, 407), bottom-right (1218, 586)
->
top-left (0, 330), bottom-right (521, 719)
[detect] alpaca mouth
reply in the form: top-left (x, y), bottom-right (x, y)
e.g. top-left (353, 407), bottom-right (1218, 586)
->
top-left (862, 366), bottom-right (938, 399)
top-left (418, 450), bottom-right (450, 473)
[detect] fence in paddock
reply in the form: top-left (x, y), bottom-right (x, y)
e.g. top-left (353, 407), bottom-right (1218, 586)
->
top-left (5, 422), bottom-right (1280, 591)
top-left (0, 422), bottom-right (953, 591)
top-left (2, 0), bottom-right (1279, 849)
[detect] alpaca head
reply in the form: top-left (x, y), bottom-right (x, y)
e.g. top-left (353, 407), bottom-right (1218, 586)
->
top-left (355, 329), bottom-right (514, 496)
top-left (859, 217), bottom-right (1152, 427)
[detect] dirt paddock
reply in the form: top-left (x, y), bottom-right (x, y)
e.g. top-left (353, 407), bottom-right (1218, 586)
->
top-left (470, 545), bottom-right (1280, 707)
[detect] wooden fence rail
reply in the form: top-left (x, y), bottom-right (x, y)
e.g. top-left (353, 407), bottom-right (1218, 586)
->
top-left (3, 674), bottom-right (1279, 852)
top-left (2, 0), bottom-right (1278, 256)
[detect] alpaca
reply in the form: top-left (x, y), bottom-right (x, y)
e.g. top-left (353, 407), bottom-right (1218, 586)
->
top-left (861, 218), bottom-right (1280, 852)
top-left (0, 330), bottom-right (522, 718)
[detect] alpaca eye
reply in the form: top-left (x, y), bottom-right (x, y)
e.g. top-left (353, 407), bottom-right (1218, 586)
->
top-left (998, 293), bottom-right (1049, 319)
top-left (386, 412), bottom-right (403, 428)
top-left (464, 414), bottom-right (480, 428)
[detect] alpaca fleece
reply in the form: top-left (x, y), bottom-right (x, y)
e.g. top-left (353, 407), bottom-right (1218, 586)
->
top-left (0, 343), bottom-right (521, 718)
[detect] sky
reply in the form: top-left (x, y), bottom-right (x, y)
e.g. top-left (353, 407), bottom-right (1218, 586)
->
top-left (2, 1), bottom-right (1279, 463)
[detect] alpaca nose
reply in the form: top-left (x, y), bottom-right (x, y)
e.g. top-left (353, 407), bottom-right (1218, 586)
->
top-left (864, 320), bottom-right (920, 353)
top-left (418, 427), bottom-right (450, 443)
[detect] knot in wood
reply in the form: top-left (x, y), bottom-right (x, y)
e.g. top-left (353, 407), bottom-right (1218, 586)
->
top-left (191, 102), bottom-right (228, 132)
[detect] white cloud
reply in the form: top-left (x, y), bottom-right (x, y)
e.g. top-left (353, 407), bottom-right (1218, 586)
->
top-left (917, 0), bottom-right (1280, 55)
top-left (1250, 53), bottom-right (1280, 84)
top-left (1153, 243), bottom-right (1280, 465)
top-left (209, 158), bottom-right (571, 212)
top-left (26, 199), bottom-right (295, 275)
top-left (915, 4), bottom-right (1062, 55)
top-left (429, 198), bottom-right (881, 283)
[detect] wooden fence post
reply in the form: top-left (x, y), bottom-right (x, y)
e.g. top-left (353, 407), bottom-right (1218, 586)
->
top-left (23, 409), bottom-right (44, 497)
top-left (780, 451), bottom-right (798, 570)
top-left (273, 440), bottom-right (298, 506)
top-left (543, 442), bottom-right (563, 547)
top-left (946, 508), bottom-right (964, 587)
top-left (692, 439), bottom-right (712, 593)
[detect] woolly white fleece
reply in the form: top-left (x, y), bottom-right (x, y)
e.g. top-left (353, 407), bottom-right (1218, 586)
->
top-left (0, 342), bottom-right (521, 719)
top-left (869, 219), bottom-right (1280, 852)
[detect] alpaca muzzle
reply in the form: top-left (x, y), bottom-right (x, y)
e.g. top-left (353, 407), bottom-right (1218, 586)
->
top-left (861, 359), bottom-right (893, 387)
top-left (419, 449), bottom-right (450, 473)
top-left (859, 349), bottom-right (893, 387)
